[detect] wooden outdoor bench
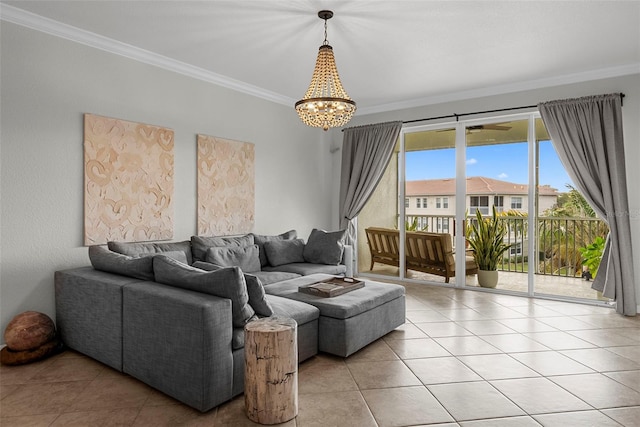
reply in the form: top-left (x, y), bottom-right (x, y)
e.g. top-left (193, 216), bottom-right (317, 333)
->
top-left (364, 227), bottom-right (478, 283)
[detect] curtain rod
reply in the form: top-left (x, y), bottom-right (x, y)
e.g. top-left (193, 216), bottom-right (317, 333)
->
top-left (342, 93), bottom-right (625, 130)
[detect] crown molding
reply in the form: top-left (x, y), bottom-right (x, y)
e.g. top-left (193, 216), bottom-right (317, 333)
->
top-left (0, 4), bottom-right (296, 107)
top-left (357, 63), bottom-right (640, 115)
top-left (2, 4), bottom-right (638, 116)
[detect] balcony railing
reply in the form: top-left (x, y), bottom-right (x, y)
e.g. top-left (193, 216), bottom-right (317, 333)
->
top-left (404, 214), bottom-right (608, 277)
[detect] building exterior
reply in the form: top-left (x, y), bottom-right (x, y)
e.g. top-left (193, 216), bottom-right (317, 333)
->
top-left (405, 176), bottom-right (558, 235)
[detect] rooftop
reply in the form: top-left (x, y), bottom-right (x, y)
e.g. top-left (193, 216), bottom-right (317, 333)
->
top-left (406, 176), bottom-right (558, 197)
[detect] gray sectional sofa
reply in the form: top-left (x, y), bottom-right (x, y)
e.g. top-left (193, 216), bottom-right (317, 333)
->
top-left (54, 229), bottom-right (405, 412)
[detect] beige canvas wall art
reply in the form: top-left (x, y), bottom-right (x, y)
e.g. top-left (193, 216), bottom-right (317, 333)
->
top-left (84, 113), bottom-right (174, 245)
top-left (197, 135), bottom-right (255, 236)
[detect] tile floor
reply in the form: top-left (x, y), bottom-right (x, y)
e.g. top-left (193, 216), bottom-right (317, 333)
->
top-left (2, 282), bottom-right (640, 426)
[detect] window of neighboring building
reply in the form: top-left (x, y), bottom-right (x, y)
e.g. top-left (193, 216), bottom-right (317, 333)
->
top-left (494, 196), bottom-right (504, 212)
top-left (510, 243), bottom-right (522, 256)
top-left (470, 196), bottom-right (489, 215)
top-left (422, 198), bottom-right (427, 208)
top-left (442, 218), bottom-right (449, 233)
top-left (405, 198), bottom-right (409, 208)
top-left (511, 196), bottom-right (523, 209)
top-left (442, 197), bottom-right (449, 209)
top-left (416, 198), bottom-right (421, 208)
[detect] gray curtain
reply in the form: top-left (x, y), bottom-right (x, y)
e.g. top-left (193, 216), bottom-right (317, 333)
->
top-left (538, 93), bottom-right (636, 316)
top-left (339, 121), bottom-right (402, 246)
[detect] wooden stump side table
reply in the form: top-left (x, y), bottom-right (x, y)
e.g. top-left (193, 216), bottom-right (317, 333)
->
top-left (244, 316), bottom-right (298, 424)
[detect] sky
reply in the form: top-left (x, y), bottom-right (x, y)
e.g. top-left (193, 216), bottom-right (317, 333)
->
top-left (405, 140), bottom-right (575, 192)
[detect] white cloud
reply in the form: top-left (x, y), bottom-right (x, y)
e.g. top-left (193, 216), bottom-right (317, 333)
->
top-left (466, 158), bottom-right (477, 165)
top-left (498, 172), bottom-right (508, 179)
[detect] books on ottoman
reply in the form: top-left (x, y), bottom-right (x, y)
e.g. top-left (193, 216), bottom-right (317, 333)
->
top-left (298, 277), bottom-right (364, 297)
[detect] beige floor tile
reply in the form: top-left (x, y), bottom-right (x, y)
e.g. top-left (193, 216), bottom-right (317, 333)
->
top-left (604, 370), bottom-right (640, 392)
top-left (428, 381), bottom-right (524, 421)
top-left (405, 296), bottom-right (433, 311)
top-left (532, 410), bottom-right (622, 426)
top-left (347, 360), bottom-right (421, 389)
top-left (298, 358), bottom-right (357, 394)
top-left (415, 321), bottom-right (473, 338)
top-left (607, 328), bottom-right (640, 342)
top-left (458, 416), bottom-right (541, 426)
top-left (478, 333), bottom-right (549, 353)
top-left (0, 413), bottom-right (59, 426)
top-left (601, 406), bottom-right (640, 427)
top-left (143, 388), bottom-right (182, 407)
top-left (51, 407), bottom-right (140, 426)
top-left (67, 375), bottom-right (153, 412)
top-left (405, 356), bottom-right (482, 385)
top-left (560, 348), bottom-right (640, 372)
top-left (383, 323), bottom-right (429, 340)
top-left (27, 353), bottom-right (106, 383)
top-left (437, 308), bottom-right (487, 321)
top-left (549, 373), bottom-right (640, 409)
top-left (1, 383), bottom-right (20, 401)
top-left (495, 318), bottom-right (558, 333)
top-left (575, 314), bottom-right (640, 329)
top-left (362, 386), bottom-right (453, 427)
top-left (510, 351), bottom-right (594, 376)
top-left (523, 331), bottom-right (597, 350)
top-left (568, 329), bottom-right (640, 347)
top-left (297, 390), bottom-right (377, 427)
top-left (0, 381), bottom-right (90, 417)
top-left (344, 339), bottom-right (398, 363)
top-left (386, 338), bottom-right (450, 359)
top-left (490, 377), bottom-right (591, 414)
top-left (132, 404), bottom-right (217, 426)
top-left (433, 336), bottom-right (501, 356)
top-left (536, 316), bottom-right (598, 330)
top-left (457, 354), bottom-right (540, 380)
top-left (468, 306), bottom-right (526, 320)
top-left (215, 395), bottom-right (294, 427)
top-left (406, 310), bottom-right (452, 323)
top-left (454, 320), bottom-right (516, 335)
top-left (0, 358), bottom-right (54, 386)
top-left (508, 305), bottom-right (566, 317)
top-left (605, 345), bottom-right (640, 363)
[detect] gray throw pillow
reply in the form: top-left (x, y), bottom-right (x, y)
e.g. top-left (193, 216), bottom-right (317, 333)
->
top-left (107, 240), bottom-right (193, 265)
top-left (190, 234), bottom-right (255, 262)
top-left (89, 245), bottom-right (154, 281)
top-left (153, 255), bottom-right (255, 327)
top-left (251, 230), bottom-right (297, 267)
top-left (205, 245), bottom-right (261, 273)
top-left (193, 261), bottom-right (274, 317)
top-left (263, 239), bottom-right (305, 267)
top-left (303, 228), bottom-right (346, 265)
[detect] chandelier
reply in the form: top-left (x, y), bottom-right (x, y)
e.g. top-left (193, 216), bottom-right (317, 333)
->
top-left (295, 10), bottom-right (356, 131)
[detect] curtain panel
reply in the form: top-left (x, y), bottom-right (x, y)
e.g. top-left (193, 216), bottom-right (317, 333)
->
top-left (339, 121), bottom-right (402, 247)
top-left (538, 93), bottom-right (636, 315)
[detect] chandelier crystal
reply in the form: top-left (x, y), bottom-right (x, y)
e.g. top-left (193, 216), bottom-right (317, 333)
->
top-left (295, 10), bottom-right (356, 131)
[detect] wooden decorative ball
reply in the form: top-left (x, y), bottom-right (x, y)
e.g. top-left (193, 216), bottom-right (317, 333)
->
top-left (4, 311), bottom-right (56, 351)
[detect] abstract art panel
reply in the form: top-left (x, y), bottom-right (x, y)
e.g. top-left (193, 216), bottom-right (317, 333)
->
top-left (197, 135), bottom-right (255, 236)
top-left (84, 114), bottom-right (174, 245)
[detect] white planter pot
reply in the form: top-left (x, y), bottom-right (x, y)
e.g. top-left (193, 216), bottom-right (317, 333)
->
top-left (477, 269), bottom-right (499, 288)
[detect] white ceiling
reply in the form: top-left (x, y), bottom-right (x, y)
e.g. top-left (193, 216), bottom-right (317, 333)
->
top-left (2, 1), bottom-right (639, 114)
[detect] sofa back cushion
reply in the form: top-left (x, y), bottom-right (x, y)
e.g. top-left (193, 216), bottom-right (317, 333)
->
top-left (264, 239), bottom-right (305, 267)
top-left (190, 234), bottom-right (254, 262)
top-left (89, 246), bottom-right (188, 281)
top-left (251, 230), bottom-right (297, 267)
top-left (153, 255), bottom-right (256, 327)
top-left (107, 240), bottom-right (193, 265)
top-left (303, 228), bottom-right (346, 265)
top-left (205, 245), bottom-right (261, 273)
top-left (193, 261), bottom-right (274, 317)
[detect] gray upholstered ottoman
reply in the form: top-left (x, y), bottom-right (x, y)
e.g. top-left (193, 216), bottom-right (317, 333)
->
top-left (264, 274), bottom-right (405, 357)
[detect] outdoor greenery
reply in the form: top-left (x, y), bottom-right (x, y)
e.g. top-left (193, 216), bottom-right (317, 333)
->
top-left (466, 206), bottom-right (513, 271)
top-left (580, 236), bottom-right (606, 278)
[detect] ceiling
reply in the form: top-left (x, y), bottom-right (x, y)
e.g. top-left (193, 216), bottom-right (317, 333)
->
top-left (2, 1), bottom-right (639, 115)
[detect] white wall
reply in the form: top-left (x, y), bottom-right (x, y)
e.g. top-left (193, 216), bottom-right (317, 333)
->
top-left (0, 23), bottom-right (336, 338)
top-left (333, 73), bottom-right (640, 311)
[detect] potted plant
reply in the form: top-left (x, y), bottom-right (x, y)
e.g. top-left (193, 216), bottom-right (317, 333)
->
top-left (466, 206), bottom-right (513, 288)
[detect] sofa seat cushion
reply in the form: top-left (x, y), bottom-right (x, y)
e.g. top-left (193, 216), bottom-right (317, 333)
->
top-left (263, 263), bottom-right (346, 277)
top-left (264, 274), bottom-right (405, 320)
top-left (252, 270), bottom-right (300, 285)
top-left (265, 294), bottom-right (320, 326)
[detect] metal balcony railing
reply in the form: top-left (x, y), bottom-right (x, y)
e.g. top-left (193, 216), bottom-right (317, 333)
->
top-left (404, 214), bottom-right (608, 277)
